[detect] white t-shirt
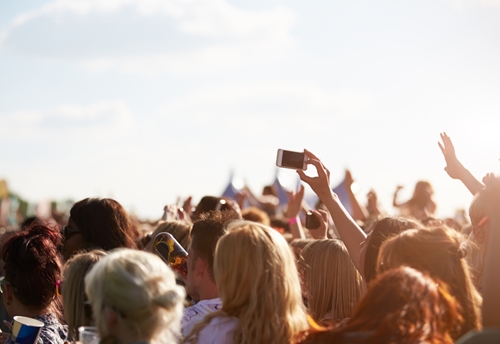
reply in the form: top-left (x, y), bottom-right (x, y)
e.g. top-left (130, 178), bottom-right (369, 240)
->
top-left (181, 298), bottom-right (222, 338)
top-left (196, 316), bottom-right (238, 344)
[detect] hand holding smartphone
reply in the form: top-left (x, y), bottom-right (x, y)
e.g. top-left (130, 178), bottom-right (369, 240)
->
top-left (276, 149), bottom-right (307, 170)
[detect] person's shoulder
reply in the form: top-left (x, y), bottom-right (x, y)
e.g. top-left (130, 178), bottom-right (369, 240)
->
top-left (35, 314), bottom-right (68, 344)
top-left (197, 316), bottom-right (237, 344)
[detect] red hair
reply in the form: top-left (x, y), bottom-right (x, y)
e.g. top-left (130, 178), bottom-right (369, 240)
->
top-left (301, 267), bottom-right (462, 344)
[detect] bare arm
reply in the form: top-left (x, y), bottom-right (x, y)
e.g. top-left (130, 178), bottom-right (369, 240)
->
top-left (392, 185), bottom-right (404, 208)
top-left (438, 132), bottom-right (484, 195)
top-left (481, 173), bottom-right (500, 327)
top-left (345, 170), bottom-right (369, 222)
top-left (285, 185), bottom-right (306, 240)
top-left (297, 150), bottom-right (367, 268)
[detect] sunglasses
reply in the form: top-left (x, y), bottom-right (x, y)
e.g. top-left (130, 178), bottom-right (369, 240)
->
top-left (61, 225), bottom-right (81, 240)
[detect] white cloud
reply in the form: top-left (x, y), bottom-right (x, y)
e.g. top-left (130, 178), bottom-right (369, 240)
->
top-left (0, 100), bottom-right (135, 141)
top-left (157, 81), bottom-right (374, 130)
top-left (0, 0), bottom-right (296, 76)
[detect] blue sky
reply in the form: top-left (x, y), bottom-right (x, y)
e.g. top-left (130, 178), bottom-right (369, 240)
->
top-left (1, 0), bottom-right (499, 219)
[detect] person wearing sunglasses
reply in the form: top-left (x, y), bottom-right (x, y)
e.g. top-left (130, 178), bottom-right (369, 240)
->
top-left (1, 222), bottom-right (67, 344)
top-left (61, 198), bottom-right (140, 261)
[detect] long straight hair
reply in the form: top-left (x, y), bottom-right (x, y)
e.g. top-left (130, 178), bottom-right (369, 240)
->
top-left (300, 239), bottom-right (363, 325)
top-left (185, 221), bottom-right (309, 344)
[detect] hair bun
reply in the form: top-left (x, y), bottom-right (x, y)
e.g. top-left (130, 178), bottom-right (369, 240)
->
top-left (152, 290), bottom-right (182, 310)
top-left (26, 223), bottom-right (62, 247)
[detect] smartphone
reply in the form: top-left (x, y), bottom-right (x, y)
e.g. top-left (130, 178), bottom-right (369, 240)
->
top-left (305, 212), bottom-right (320, 229)
top-left (276, 149), bottom-right (307, 170)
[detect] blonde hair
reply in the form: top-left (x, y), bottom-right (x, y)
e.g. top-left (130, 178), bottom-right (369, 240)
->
top-left (147, 220), bottom-right (192, 251)
top-left (85, 249), bottom-right (185, 344)
top-left (300, 239), bottom-right (363, 325)
top-left (62, 250), bottom-right (107, 341)
top-left (378, 226), bottom-right (482, 338)
top-left (186, 220), bottom-right (309, 344)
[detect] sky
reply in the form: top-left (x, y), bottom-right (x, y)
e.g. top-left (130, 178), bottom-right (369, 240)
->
top-left (1, 0), bottom-right (499, 220)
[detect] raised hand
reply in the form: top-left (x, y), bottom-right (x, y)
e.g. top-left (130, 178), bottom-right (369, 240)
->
top-left (285, 185), bottom-right (305, 219)
top-left (438, 132), bottom-right (466, 179)
top-left (307, 209), bottom-right (329, 239)
top-left (437, 132), bottom-right (484, 195)
top-left (296, 149), bottom-right (332, 200)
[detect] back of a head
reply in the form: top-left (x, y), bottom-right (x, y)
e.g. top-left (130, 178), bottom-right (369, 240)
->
top-left (304, 267), bottom-right (460, 344)
top-left (303, 267), bottom-right (461, 344)
top-left (190, 210), bottom-right (241, 281)
top-left (191, 196), bottom-right (239, 222)
top-left (85, 249), bottom-right (185, 344)
top-left (153, 221), bottom-right (192, 250)
top-left (213, 220), bottom-right (308, 344)
top-left (411, 181), bottom-right (433, 207)
top-left (3, 222), bottom-right (62, 311)
top-left (378, 226), bottom-right (481, 336)
top-left (62, 250), bottom-right (108, 341)
top-left (70, 198), bottom-right (139, 251)
top-left (301, 239), bottom-right (363, 325)
top-left (363, 217), bottom-right (423, 283)
top-left (241, 207), bottom-right (270, 226)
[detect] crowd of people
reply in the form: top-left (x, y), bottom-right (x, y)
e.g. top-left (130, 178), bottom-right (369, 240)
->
top-left (0, 132), bottom-right (499, 344)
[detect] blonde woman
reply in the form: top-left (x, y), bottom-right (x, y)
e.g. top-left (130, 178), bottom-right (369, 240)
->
top-left (62, 250), bottom-right (107, 341)
top-left (185, 220), bottom-right (310, 344)
top-left (300, 239), bottom-right (363, 326)
top-left (378, 226), bottom-right (482, 340)
top-left (85, 249), bottom-right (185, 344)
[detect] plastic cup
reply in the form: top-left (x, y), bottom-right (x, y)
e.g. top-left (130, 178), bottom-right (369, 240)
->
top-left (78, 326), bottom-right (99, 344)
top-left (11, 316), bottom-right (44, 344)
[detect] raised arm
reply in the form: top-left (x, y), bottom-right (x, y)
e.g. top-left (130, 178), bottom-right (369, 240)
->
top-left (285, 185), bottom-right (306, 240)
top-left (297, 150), bottom-right (367, 268)
top-left (481, 173), bottom-right (500, 327)
top-left (344, 170), bottom-right (369, 222)
top-left (392, 185), bottom-right (404, 208)
top-left (438, 132), bottom-right (484, 195)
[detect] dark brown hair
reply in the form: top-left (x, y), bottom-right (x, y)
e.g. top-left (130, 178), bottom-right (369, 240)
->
top-left (69, 198), bottom-right (139, 251)
top-left (190, 210), bottom-right (241, 281)
top-left (3, 222), bottom-right (63, 310)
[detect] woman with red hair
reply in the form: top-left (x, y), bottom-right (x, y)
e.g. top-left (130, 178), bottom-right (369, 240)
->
top-left (302, 266), bottom-right (462, 344)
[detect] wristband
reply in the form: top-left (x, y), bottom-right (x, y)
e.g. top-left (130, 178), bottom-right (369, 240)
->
top-left (287, 217), bottom-right (298, 225)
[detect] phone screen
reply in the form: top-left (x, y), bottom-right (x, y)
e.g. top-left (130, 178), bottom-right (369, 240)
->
top-left (281, 150), bottom-right (305, 169)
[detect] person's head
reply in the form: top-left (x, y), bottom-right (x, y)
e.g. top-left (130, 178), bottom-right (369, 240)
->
top-left (144, 221), bottom-right (192, 253)
top-left (186, 210), bottom-right (241, 301)
top-left (361, 216), bottom-right (423, 283)
top-left (378, 226), bottom-right (481, 338)
top-left (63, 198), bottom-right (139, 261)
top-left (241, 207), bottom-right (270, 226)
top-left (300, 239), bottom-right (363, 326)
top-left (62, 250), bottom-right (107, 341)
top-left (191, 196), bottom-right (240, 222)
top-left (411, 181), bottom-right (434, 207)
top-left (190, 221), bottom-right (308, 344)
top-left (302, 267), bottom-right (461, 344)
top-left (2, 222), bottom-right (62, 316)
top-left (85, 249), bottom-right (185, 344)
